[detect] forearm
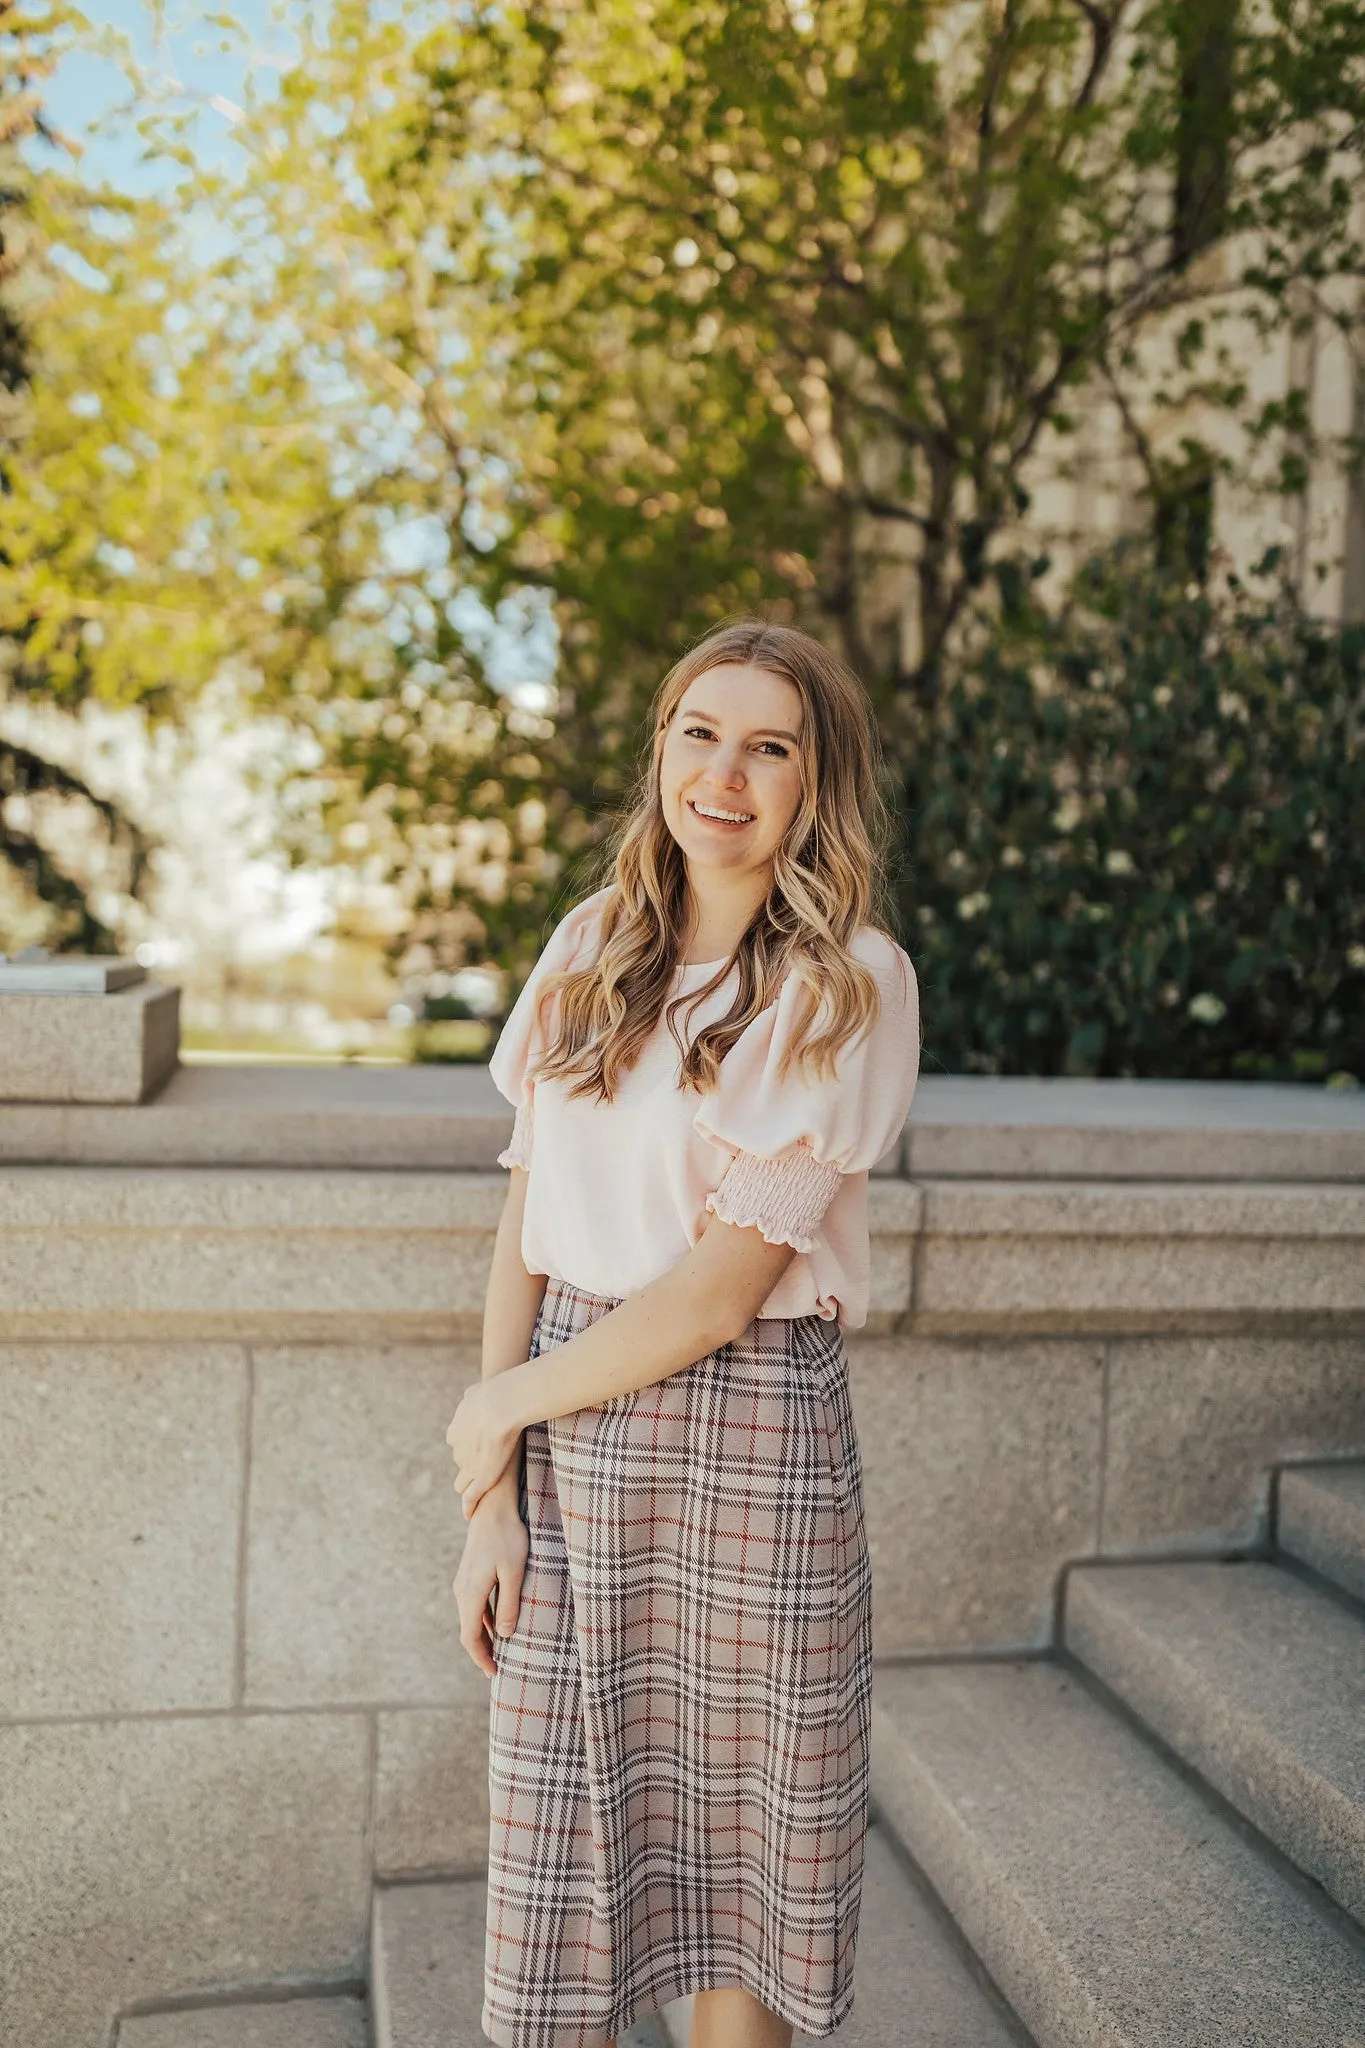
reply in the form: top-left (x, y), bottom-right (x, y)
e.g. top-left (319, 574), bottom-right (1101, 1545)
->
top-left (480, 1170), bottom-right (547, 1498)
top-left (502, 1220), bottom-right (795, 1434)
top-left (449, 1219), bottom-right (800, 1519)
top-left (506, 1261), bottom-right (718, 1431)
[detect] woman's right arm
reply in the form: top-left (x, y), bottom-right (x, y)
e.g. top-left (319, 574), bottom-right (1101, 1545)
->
top-left (451, 1166), bottom-right (547, 1676)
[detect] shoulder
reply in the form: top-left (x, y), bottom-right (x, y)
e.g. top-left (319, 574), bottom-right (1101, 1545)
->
top-left (849, 923), bottom-right (914, 979)
top-left (850, 925), bottom-right (918, 1014)
top-left (786, 925), bottom-right (915, 1024)
top-left (769, 926), bottom-right (917, 1057)
top-left (541, 884), bottom-right (615, 968)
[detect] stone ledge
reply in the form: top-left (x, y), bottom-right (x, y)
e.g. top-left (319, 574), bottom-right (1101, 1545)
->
top-left (2, 1166), bottom-right (1360, 1339)
top-left (0, 981), bottom-right (180, 1105)
top-left (906, 1076), bottom-right (1365, 1181)
top-left (920, 1178), bottom-right (1365, 1238)
top-left (0, 1165), bottom-right (498, 1230)
top-left (3, 1067), bottom-right (1362, 1179)
top-left (914, 1179), bottom-right (1365, 1331)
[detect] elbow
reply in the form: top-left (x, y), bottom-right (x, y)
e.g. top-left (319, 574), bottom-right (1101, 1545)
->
top-left (700, 1305), bottom-right (748, 1356)
top-left (696, 1255), bottom-right (800, 1356)
top-left (689, 1272), bottom-right (754, 1357)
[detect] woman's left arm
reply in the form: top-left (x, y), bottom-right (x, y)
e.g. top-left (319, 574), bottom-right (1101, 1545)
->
top-left (447, 1217), bottom-right (799, 1517)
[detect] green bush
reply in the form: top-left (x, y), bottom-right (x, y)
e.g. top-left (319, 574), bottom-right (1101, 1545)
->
top-left (896, 545), bottom-right (1364, 1082)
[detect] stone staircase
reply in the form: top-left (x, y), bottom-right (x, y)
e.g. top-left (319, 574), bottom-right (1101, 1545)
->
top-left (872, 1457), bottom-right (1365, 2048)
top-left (113, 1458), bottom-right (1364, 2048)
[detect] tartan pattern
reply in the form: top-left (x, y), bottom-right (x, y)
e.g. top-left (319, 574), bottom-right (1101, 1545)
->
top-left (484, 1276), bottom-right (874, 2047)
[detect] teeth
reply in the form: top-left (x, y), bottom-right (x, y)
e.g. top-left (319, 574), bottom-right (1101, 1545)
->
top-left (693, 801), bottom-right (754, 823)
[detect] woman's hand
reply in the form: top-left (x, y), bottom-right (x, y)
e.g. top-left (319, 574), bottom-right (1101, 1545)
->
top-left (452, 1487), bottom-right (529, 1677)
top-left (446, 1373), bottom-right (525, 1520)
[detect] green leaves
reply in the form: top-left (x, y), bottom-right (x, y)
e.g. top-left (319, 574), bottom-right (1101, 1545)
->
top-left (899, 545), bottom-right (1364, 1080)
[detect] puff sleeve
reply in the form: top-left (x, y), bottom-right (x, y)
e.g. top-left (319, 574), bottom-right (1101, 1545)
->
top-left (693, 931), bottom-right (919, 1253)
top-left (488, 888), bottom-right (609, 1172)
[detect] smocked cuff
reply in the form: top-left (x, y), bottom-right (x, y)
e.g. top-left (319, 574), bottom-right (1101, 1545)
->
top-left (496, 1094), bottom-right (534, 1171)
top-left (704, 1139), bottom-right (843, 1254)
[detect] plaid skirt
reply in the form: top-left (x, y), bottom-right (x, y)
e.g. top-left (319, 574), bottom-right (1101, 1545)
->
top-left (483, 1276), bottom-right (874, 2047)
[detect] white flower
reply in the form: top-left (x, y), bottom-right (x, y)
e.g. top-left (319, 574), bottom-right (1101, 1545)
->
top-left (957, 892), bottom-right (990, 920)
top-left (1188, 993), bottom-right (1227, 1025)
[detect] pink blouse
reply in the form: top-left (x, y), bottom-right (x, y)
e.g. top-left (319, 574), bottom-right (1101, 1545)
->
top-left (487, 886), bottom-right (920, 1329)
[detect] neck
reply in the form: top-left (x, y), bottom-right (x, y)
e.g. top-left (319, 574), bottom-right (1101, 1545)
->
top-left (681, 866), bottom-right (771, 961)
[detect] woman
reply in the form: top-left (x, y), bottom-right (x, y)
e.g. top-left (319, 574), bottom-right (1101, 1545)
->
top-left (446, 619), bottom-right (920, 2048)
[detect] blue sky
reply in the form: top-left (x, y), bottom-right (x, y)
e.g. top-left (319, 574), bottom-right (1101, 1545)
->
top-left (41, 0), bottom-right (299, 195)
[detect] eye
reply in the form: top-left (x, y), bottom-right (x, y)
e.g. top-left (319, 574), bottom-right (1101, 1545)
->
top-left (681, 723), bottom-right (789, 758)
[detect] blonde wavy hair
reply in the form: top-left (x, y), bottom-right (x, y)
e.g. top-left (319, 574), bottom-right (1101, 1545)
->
top-left (526, 619), bottom-right (904, 1104)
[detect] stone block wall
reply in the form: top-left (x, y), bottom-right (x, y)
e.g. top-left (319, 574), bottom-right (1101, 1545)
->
top-left (1, 1071), bottom-right (1363, 2046)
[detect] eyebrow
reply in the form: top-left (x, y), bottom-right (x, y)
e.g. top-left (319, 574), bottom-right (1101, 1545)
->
top-left (684, 707), bottom-right (802, 744)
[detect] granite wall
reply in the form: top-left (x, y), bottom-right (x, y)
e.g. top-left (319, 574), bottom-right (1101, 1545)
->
top-left (2, 1080), bottom-right (1363, 2046)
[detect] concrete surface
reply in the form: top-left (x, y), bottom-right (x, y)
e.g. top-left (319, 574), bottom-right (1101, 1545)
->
top-left (0, 979), bottom-right (179, 1103)
top-left (0, 1712), bottom-right (370, 2048)
top-left (374, 1707), bottom-right (491, 1878)
top-left (371, 1879), bottom-right (668, 2047)
top-left (871, 1660), bottom-right (1365, 2047)
top-left (0, 1167), bottom-right (501, 1339)
top-left (0, 1061), bottom-right (513, 1169)
top-left (5, 1068), bottom-right (1363, 1178)
top-left (915, 1178), bottom-right (1365, 1330)
top-left (660, 1823), bottom-right (1023, 2046)
top-left (1065, 1560), bottom-right (1365, 1921)
top-left (1278, 1461), bottom-right (1365, 1604)
top-left (0, 1342), bottom-right (246, 1716)
top-left (117, 1999), bottom-right (368, 2048)
top-left (244, 1344), bottom-right (481, 1707)
top-left (370, 1879), bottom-right (490, 2048)
top-left (0, 1168), bottom-right (919, 1339)
top-left (855, 1337), bottom-right (1104, 1653)
top-left (374, 1830), bottom-right (1020, 2048)
top-left (906, 1076), bottom-right (1365, 1181)
top-left (1102, 1335), bottom-right (1365, 1551)
top-left (9, 1163), bottom-right (1363, 1343)
top-left (4, 1072), bottom-right (1362, 2039)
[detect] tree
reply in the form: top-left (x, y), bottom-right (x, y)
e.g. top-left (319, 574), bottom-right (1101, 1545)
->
top-left (35, 0), bottom-right (1365, 1005)
top-left (0, 0), bottom-right (150, 946)
top-left (392, 0), bottom-right (1365, 712)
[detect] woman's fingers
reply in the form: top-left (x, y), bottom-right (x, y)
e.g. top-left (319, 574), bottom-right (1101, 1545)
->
top-left (494, 1560), bottom-right (524, 1639)
top-left (453, 1571), bottom-right (496, 1676)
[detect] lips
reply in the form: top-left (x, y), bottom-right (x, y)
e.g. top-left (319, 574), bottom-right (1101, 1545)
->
top-left (688, 798), bottom-right (755, 828)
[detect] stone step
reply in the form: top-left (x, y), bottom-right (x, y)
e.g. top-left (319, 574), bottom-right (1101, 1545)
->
top-left (373, 1829), bottom-right (1023, 2048)
top-left (871, 1660), bottom-right (1365, 2048)
top-left (1064, 1560), bottom-right (1365, 1926)
top-left (658, 1821), bottom-right (1024, 2046)
top-left (371, 1880), bottom-right (488, 2048)
top-left (370, 1878), bottom-right (667, 2048)
top-left (1278, 1461), bottom-right (1365, 1605)
top-left (117, 1998), bottom-right (368, 2048)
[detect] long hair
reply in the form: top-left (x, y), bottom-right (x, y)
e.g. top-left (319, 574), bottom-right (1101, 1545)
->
top-left (527, 619), bottom-right (902, 1103)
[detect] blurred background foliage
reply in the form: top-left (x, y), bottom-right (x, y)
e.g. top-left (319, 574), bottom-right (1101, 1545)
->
top-left (903, 545), bottom-right (1363, 1079)
top-left (0, 0), bottom-right (1362, 1073)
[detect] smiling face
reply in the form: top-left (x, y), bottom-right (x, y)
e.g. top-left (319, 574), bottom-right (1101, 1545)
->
top-left (658, 662), bottom-right (807, 888)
